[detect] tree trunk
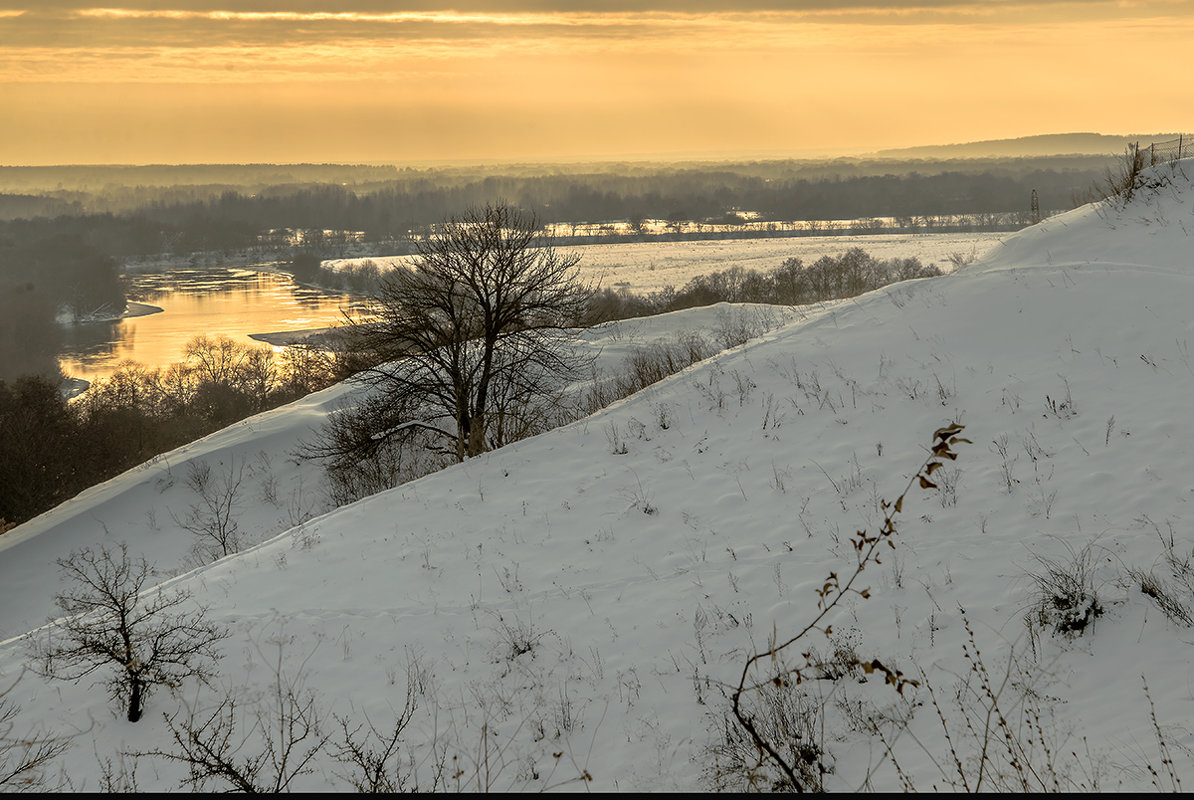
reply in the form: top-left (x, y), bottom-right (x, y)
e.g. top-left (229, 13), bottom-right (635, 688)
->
top-left (455, 405), bottom-right (468, 462)
top-left (127, 676), bottom-right (143, 723)
top-left (467, 414), bottom-right (486, 458)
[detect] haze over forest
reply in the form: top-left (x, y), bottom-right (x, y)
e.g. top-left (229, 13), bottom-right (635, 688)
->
top-left (0, 139), bottom-right (1143, 384)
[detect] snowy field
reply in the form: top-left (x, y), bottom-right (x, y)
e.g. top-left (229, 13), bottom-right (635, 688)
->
top-left (325, 231), bottom-right (1005, 294)
top-left (2, 164), bottom-right (1194, 791)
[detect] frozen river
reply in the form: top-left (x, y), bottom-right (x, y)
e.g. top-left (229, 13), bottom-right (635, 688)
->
top-left (326, 230), bottom-right (1008, 295)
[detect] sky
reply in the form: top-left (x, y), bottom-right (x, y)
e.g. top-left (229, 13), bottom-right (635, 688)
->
top-left (2, 1), bottom-right (1194, 164)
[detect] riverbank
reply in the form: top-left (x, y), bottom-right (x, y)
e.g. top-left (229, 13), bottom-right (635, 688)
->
top-left (249, 327), bottom-right (333, 347)
top-left (123, 301), bottom-right (164, 318)
top-left (57, 300), bottom-right (164, 325)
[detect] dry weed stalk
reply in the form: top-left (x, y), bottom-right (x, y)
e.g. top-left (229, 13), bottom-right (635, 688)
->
top-left (730, 422), bottom-right (969, 790)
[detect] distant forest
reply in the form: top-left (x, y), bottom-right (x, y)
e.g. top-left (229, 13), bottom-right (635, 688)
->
top-left (0, 155), bottom-right (1114, 250)
top-left (0, 154), bottom-right (1117, 381)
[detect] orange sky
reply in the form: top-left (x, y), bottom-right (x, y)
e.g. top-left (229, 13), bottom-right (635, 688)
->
top-left (3, 2), bottom-right (1194, 164)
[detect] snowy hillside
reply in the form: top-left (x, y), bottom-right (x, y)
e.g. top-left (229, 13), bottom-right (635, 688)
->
top-left (0, 303), bottom-right (796, 641)
top-left (3, 161), bottom-right (1194, 791)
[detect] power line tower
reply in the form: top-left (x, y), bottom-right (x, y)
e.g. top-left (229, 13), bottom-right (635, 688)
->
top-left (1030, 188), bottom-right (1041, 225)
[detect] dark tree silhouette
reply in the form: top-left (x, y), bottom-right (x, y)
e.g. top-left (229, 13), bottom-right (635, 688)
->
top-left (338, 203), bottom-right (591, 462)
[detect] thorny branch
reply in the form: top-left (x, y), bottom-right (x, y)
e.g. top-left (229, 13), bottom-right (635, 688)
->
top-left (730, 422), bottom-right (969, 791)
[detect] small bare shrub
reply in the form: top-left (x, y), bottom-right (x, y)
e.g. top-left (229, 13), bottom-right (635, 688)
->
top-left (604, 421), bottom-right (628, 455)
top-left (1129, 516), bottom-right (1194, 627)
top-left (173, 457), bottom-right (246, 561)
top-left (992, 434), bottom-right (1019, 493)
top-left (694, 365), bottom-right (729, 412)
top-left (653, 401), bottom-right (673, 430)
top-left (334, 707), bottom-right (423, 791)
top-left (1026, 540), bottom-right (1104, 636)
top-left (33, 542), bottom-right (226, 723)
top-left (1098, 143), bottom-right (1150, 203)
top-left (0, 672), bottom-right (70, 789)
top-left (708, 682), bottom-right (828, 792)
top-left (936, 466), bottom-right (962, 508)
top-left (713, 307), bottom-right (779, 349)
top-left (333, 657), bottom-right (437, 791)
top-left (1044, 377), bottom-right (1078, 420)
top-left (576, 332), bottom-right (714, 418)
top-left (1130, 568), bottom-right (1193, 627)
top-left (947, 249), bottom-right (978, 269)
top-left (619, 472), bottom-right (657, 516)
top-left (883, 616), bottom-right (1104, 792)
top-left (760, 393), bottom-right (785, 431)
top-left (1146, 515), bottom-right (1194, 594)
top-left (252, 451), bottom-right (279, 507)
top-left (151, 675), bottom-right (329, 791)
top-left (491, 612), bottom-right (550, 665)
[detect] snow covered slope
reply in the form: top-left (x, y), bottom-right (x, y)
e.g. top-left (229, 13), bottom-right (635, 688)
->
top-left (2, 162), bottom-right (1194, 791)
top-left (0, 303), bottom-right (795, 640)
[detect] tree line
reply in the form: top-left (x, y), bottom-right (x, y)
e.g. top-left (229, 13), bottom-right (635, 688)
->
top-left (0, 155), bottom-right (1109, 385)
top-left (0, 156), bottom-right (1114, 250)
top-left (308, 246), bottom-right (945, 326)
top-left (598, 247), bottom-right (944, 316)
top-left (0, 335), bottom-right (354, 530)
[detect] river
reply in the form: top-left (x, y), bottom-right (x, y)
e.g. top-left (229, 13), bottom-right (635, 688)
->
top-left (59, 230), bottom-right (1008, 387)
top-left (58, 267), bottom-right (361, 386)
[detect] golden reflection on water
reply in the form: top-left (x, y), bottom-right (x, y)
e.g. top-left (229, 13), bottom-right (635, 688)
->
top-left (58, 268), bottom-right (361, 385)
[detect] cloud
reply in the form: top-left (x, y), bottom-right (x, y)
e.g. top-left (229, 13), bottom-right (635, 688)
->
top-left (5, 1), bottom-right (1193, 163)
top-left (1, 8), bottom-right (735, 54)
top-left (0, 1), bottom-right (1173, 13)
top-left (3, 0), bottom-right (1191, 85)
top-left (4, 0), bottom-right (1185, 49)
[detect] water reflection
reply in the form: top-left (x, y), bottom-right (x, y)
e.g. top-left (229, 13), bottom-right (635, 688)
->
top-left (59, 268), bottom-right (362, 384)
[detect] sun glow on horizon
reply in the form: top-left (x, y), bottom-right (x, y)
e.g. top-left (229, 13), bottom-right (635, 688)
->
top-left (75, 8), bottom-right (591, 24)
top-left (3, 2), bottom-right (1193, 164)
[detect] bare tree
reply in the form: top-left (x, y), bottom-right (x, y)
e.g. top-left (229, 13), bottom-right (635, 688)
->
top-left (32, 542), bottom-right (226, 723)
top-left (146, 638), bottom-right (331, 792)
top-left (0, 671), bottom-right (70, 790)
top-left (172, 458), bottom-right (246, 561)
top-left (184, 334), bottom-right (251, 386)
top-left (326, 203), bottom-right (591, 463)
top-left (152, 682), bottom-right (327, 792)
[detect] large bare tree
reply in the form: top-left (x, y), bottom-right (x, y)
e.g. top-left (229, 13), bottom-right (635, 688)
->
top-left (339, 204), bottom-right (591, 463)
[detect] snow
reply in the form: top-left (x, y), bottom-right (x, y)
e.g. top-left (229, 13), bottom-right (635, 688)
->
top-left (325, 230), bottom-right (1005, 295)
top-left (3, 161), bottom-right (1194, 791)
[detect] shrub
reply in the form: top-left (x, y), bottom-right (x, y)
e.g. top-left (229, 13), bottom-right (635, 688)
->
top-left (32, 543), bottom-right (226, 722)
top-left (708, 681), bottom-right (828, 792)
top-left (0, 674), bottom-right (69, 790)
top-left (1025, 540), bottom-right (1104, 636)
top-left (665, 247), bottom-right (941, 310)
